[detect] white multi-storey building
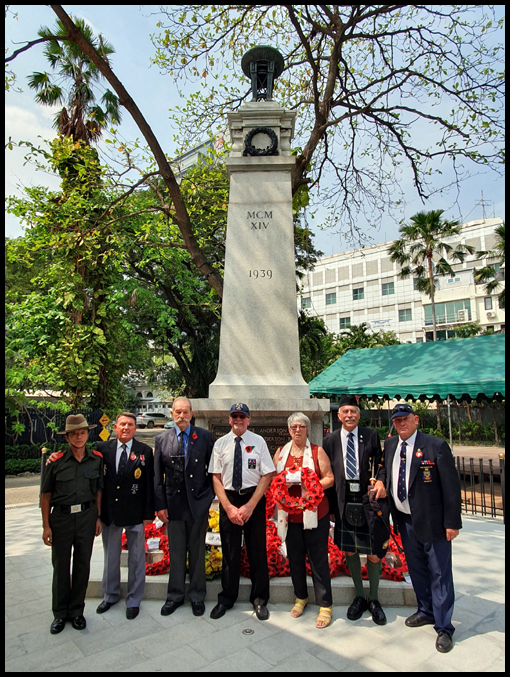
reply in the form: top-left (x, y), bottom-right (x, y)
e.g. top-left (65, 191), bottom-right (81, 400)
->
top-left (297, 218), bottom-right (505, 342)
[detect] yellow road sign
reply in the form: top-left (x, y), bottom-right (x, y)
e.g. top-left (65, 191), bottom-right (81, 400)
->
top-left (99, 414), bottom-right (110, 427)
top-left (99, 428), bottom-right (110, 441)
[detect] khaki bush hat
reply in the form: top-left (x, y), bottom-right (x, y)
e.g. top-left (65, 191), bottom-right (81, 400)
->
top-left (57, 414), bottom-right (97, 434)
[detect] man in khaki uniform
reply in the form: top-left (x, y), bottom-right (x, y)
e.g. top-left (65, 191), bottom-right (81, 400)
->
top-left (41, 414), bottom-right (103, 634)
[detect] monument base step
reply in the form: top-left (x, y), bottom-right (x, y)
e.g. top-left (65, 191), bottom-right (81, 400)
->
top-left (86, 572), bottom-right (416, 607)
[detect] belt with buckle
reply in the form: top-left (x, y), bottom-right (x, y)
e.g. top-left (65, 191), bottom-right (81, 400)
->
top-left (54, 501), bottom-right (92, 514)
top-left (227, 487), bottom-right (256, 496)
top-left (347, 481), bottom-right (361, 494)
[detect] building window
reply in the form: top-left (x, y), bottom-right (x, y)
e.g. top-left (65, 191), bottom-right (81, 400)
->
top-left (326, 292), bottom-right (336, 305)
top-left (382, 282), bottom-right (395, 296)
top-left (424, 300), bottom-right (471, 325)
top-left (484, 297), bottom-right (493, 310)
top-left (339, 317), bottom-right (351, 329)
top-left (302, 297), bottom-right (311, 309)
top-left (447, 276), bottom-right (461, 284)
top-left (353, 287), bottom-right (364, 301)
top-left (399, 309), bottom-right (412, 322)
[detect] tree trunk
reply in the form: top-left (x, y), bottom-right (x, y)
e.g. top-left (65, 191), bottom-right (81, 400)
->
top-left (428, 254), bottom-right (437, 341)
top-left (456, 402), bottom-right (462, 442)
top-left (466, 402), bottom-right (472, 422)
top-left (436, 400), bottom-right (441, 430)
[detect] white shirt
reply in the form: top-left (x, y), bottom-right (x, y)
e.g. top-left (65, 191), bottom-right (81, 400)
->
top-left (391, 430), bottom-right (418, 515)
top-left (341, 425), bottom-right (359, 480)
top-left (115, 439), bottom-right (133, 473)
top-left (208, 430), bottom-right (275, 490)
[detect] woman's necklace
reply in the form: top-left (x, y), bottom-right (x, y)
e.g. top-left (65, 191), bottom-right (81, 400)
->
top-left (290, 444), bottom-right (305, 458)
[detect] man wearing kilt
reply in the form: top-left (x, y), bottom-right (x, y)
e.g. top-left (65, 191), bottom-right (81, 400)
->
top-left (323, 395), bottom-right (387, 625)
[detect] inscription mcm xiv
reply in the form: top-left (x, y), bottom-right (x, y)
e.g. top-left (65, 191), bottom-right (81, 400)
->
top-left (248, 210), bottom-right (272, 230)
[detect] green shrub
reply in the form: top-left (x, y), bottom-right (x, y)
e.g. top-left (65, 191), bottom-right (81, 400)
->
top-left (5, 459), bottom-right (41, 475)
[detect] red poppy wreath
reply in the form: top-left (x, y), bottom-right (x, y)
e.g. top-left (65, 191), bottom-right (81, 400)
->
top-left (271, 465), bottom-right (324, 514)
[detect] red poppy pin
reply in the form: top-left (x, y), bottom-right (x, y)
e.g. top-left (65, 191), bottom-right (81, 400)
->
top-left (130, 453), bottom-right (136, 461)
top-left (245, 445), bottom-right (253, 453)
top-left (192, 433), bottom-right (198, 440)
top-left (415, 449), bottom-right (423, 458)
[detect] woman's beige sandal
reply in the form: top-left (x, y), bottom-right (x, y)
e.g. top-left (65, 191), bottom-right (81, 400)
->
top-left (290, 597), bottom-right (308, 618)
top-left (316, 606), bottom-right (333, 628)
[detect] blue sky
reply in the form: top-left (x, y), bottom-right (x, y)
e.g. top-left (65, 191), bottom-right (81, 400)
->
top-left (5, 5), bottom-right (505, 256)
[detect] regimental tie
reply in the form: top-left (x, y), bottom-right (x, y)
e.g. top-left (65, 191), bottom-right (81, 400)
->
top-left (232, 436), bottom-right (243, 491)
top-left (397, 441), bottom-right (407, 502)
top-left (346, 432), bottom-right (357, 480)
top-left (118, 443), bottom-right (128, 478)
top-left (177, 431), bottom-right (184, 457)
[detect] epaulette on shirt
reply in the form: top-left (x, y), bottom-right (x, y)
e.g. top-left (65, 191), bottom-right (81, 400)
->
top-left (53, 451), bottom-right (64, 461)
top-left (93, 450), bottom-right (103, 458)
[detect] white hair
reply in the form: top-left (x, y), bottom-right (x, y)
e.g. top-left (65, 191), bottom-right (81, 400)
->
top-left (287, 412), bottom-right (311, 431)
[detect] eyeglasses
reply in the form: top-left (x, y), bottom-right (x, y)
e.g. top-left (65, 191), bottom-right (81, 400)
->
top-left (290, 425), bottom-right (307, 431)
top-left (231, 414), bottom-right (247, 420)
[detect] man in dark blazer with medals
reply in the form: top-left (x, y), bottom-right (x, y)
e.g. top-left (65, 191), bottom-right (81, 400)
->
top-left (374, 403), bottom-right (462, 653)
top-left (154, 397), bottom-right (214, 617)
top-left (322, 394), bottom-right (387, 625)
top-left (95, 412), bottom-right (154, 620)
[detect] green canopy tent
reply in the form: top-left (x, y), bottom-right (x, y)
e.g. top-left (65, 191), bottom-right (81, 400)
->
top-left (309, 334), bottom-right (505, 443)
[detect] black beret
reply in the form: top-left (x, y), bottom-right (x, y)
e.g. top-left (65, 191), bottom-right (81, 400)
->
top-left (338, 394), bottom-right (359, 408)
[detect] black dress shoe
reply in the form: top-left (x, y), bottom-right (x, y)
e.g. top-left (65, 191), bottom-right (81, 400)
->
top-left (126, 607), bottom-right (139, 620)
top-left (191, 601), bottom-right (205, 617)
top-left (253, 602), bottom-right (269, 621)
top-left (160, 599), bottom-right (184, 616)
top-left (96, 600), bottom-right (116, 614)
top-left (50, 618), bottom-right (66, 634)
top-left (210, 603), bottom-right (228, 619)
top-left (347, 595), bottom-right (368, 620)
top-left (70, 615), bottom-right (86, 630)
top-left (436, 631), bottom-right (454, 653)
top-left (367, 599), bottom-right (387, 625)
top-left (405, 612), bottom-right (435, 627)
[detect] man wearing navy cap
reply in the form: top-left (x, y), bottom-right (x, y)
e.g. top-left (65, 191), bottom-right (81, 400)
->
top-left (374, 403), bottom-right (462, 653)
top-left (323, 394), bottom-right (387, 626)
top-left (208, 403), bottom-right (275, 620)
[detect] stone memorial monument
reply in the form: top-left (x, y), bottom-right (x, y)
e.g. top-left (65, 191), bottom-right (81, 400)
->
top-left (192, 46), bottom-right (329, 446)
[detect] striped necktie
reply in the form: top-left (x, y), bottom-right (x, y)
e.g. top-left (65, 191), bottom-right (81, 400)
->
top-left (232, 436), bottom-right (243, 491)
top-left (397, 441), bottom-right (407, 502)
top-left (346, 432), bottom-right (357, 479)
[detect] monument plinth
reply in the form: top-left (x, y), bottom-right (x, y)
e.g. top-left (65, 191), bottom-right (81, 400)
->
top-left (193, 47), bottom-right (329, 445)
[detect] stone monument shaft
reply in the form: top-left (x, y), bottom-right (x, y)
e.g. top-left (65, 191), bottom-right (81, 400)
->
top-left (208, 101), bottom-right (309, 400)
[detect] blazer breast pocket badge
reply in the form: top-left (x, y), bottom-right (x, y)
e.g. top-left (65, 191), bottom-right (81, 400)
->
top-left (420, 462), bottom-right (434, 482)
top-left (134, 468), bottom-right (142, 479)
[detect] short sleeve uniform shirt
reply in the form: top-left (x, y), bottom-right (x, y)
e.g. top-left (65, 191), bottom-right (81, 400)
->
top-left (208, 430), bottom-right (274, 490)
top-left (41, 446), bottom-right (103, 505)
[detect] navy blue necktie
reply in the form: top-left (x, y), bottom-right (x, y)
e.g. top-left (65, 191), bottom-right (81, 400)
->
top-left (178, 431), bottom-right (184, 457)
top-left (346, 432), bottom-right (357, 479)
top-left (232, 436), bottom-right (243, 491)
top-left (397, 441), bottom-right (407, 502)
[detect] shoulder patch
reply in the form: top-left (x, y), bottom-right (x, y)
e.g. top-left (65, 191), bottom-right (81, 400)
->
top-left (93, 450), bottom-right (103, 458)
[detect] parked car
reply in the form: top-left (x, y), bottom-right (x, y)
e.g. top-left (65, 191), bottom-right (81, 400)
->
top-left (136, 412), bottom-right (172, 429)
top-left (163, 420), bottom-right (176, 429)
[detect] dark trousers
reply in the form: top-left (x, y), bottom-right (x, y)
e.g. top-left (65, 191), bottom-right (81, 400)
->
top-left (49, 505), bottom-right (97, 618)
top-left (218, 491), bottom-right (269, 607)
top-left (398, 512), bottom-right (455, 635)
top-left (286, 513), bottom-right (332, 606)
top-left (166, 516), bottom-right (208, 604)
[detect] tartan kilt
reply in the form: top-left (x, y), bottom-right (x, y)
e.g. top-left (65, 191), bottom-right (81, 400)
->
top-left (334, 514), bottom-right (373, 555)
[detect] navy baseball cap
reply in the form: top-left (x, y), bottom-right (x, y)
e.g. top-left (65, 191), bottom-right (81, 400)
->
top-left (390, 403), bottom-right (415, 421)
top-left (229, 403), bottom-right (251, 417)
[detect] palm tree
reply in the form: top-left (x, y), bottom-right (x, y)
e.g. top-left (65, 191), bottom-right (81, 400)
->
top-left (389, 210), bottom-right (475, 341)
top-left (474, 222), bottom-right (505, 309)
top-left (27, 18), bottom-right (121, 144)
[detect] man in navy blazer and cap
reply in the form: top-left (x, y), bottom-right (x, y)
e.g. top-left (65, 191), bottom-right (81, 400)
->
top-left (323, 394), bottom-right (387, 626)
top-left (374, 403), bottom-right (462, 654)
top-left (154, 397), bottom-right (214, 617)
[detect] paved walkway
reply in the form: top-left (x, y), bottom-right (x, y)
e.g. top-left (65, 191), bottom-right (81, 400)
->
top-left (5, 503), bottom-right (505, 672)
